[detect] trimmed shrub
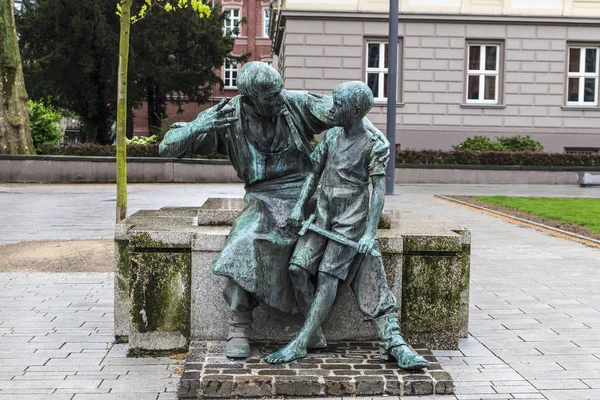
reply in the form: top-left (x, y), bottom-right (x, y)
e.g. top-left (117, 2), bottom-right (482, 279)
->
top-left (40, 143), bottom-right (159, 157)
top-left (127, 135), bottom-right (159, 145)
top-left (452, 136), bottom-right (504, 152)
top-left (37, 143), bottom-right (227, 159)
top-left (28, 100), bottom-right (64, 154)
top-left (498, 135), bottom-right (544, 152)
top-left (128, 144), bottom-right (160, 157)
top-left (396, 150), bottom-right (600, 167)
top-left (453, 135), bottom-right (544, 152)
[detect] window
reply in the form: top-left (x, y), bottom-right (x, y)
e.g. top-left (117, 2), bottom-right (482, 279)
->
top-left (365, 42), bottom-right (390, 102)
top-left (224, 61), bottom-right (238, 88)
top-left (224, 8), bottom-right (241, 37)
top-left (263, 9), bottom-right (270, 38)
top-left (466, 44), bottom-right (500, 104)
top-left (166, 93), bottom-right (189, 101)
top-left (565, 147), bottom-right (600, 155)
top-left (567, 46), bottom-right (599, 106)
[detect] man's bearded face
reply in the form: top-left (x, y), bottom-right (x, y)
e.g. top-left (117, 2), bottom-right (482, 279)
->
top-left (243, 88), bottom-right (284, 118)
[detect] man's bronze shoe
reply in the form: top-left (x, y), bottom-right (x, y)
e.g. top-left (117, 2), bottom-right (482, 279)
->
top-left (381, 344), bottom-right (429, 370)
top-left (226, 326), bottom-right (250, 358)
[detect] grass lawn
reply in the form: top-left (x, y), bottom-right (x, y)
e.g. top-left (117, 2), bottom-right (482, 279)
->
top-left (474, 196), bottom-right (600, 233)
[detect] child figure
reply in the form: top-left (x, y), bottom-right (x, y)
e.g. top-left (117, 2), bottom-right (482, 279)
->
top-left (265, 81), bottom-right (428, 370)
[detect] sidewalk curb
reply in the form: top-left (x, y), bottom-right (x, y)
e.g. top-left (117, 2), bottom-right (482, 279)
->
top-left (434, 194), bottom-right (600, 249)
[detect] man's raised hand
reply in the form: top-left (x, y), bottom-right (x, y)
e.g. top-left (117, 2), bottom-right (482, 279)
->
top-left (213, 98), bottom-right (237, 130)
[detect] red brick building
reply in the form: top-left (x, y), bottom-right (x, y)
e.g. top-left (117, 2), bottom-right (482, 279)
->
top-left (132, 0), bottom-right (274, 136)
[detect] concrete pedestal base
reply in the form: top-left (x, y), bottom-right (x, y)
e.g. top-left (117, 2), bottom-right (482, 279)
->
top-left (115, 199), bottom-right (471, 351)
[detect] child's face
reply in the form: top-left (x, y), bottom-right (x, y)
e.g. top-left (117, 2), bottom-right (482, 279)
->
top-left (330, 91), bottom-right (358, 127)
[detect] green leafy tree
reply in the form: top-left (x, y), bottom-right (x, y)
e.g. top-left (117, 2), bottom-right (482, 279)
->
top-left (0, 0), bottom-right (33, 154)
top-left (17, 0), bottom-right (237, 143)
top-left (28, 100), bottom-right (63, 153)
top-left (17, 0), bottom-right (119, 145)
top-left (129, 2), bottom-right (243, 134)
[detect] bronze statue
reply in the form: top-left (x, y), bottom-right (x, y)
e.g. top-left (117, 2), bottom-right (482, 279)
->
top-left (264, 81), bottom-right (428, 369)
top-left (159, 63), bottom-right (428, 369)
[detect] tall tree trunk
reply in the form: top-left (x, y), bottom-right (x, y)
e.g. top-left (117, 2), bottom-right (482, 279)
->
top-left (0, 0), bottom-right (33, 154)
top-left (116, 0), bottom-right (132, 222)
top-left (147, 81), bottom-right (166, 135)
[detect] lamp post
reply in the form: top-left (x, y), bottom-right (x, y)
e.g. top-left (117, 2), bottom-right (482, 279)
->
top-left (385, 0), bottom-right (399, 195)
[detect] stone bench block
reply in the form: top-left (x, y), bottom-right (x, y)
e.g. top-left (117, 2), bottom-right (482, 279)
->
top-left (190, 237), bottom-right (401, 342)
top-left (128, 248), bottom-right (191, 351)
top-left (578, 171), bottom-right (600, 187)
top-left (115, 198), bottom-right (470, 351)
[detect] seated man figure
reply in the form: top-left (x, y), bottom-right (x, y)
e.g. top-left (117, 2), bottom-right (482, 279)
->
top-left (265, 81), bottom-right (429, 370)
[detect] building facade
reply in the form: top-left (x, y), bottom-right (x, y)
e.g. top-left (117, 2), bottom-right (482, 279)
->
top-left (270, 0), bottom-right (600, 153)
top-left (133, 0), bottom-right (273, 136)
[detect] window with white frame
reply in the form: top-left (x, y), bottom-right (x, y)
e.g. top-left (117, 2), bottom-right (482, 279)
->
top-left (567, 46), bottom-right (599, 106)
top-left (466, 44), bottom-right (500, 104)
top-left (224, 61), bottom-right (238, 88)
top-left (263, 9), bottom-right (270, 38)
top-left (365, 42), bottom-right (391, 102)
top-left (224, 8), bottom-right (241, 37)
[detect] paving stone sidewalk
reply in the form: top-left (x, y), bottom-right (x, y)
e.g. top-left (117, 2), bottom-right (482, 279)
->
top-left (1, 183), bottom-right (600, 399)
top-left (0, 272), bottom-right (180, 400)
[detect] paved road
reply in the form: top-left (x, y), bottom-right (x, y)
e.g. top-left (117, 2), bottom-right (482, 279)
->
top-left (0, 183), bottom-right (246, 246)
top-left (1, 183), bottom-right (599, 246)
top-left (1, 183), bottom-right (600, 399)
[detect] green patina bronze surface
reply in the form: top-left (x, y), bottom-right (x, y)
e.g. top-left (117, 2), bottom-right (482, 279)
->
top-left (263, 81), bottom-right (427, 370)
top-left (158, 64), bottom-right (431, 368)
top-left (160, 63), bottom-right (332, 314)
top-left (159, 63), bottom-right (388, 316)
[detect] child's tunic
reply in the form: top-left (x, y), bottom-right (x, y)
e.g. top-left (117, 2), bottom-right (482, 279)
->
top-left (291, 126), bottom-right (389, 280)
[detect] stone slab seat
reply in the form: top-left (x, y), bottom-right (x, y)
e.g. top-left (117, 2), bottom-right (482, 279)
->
top-left (114, 198), bottom-right (470, 352)
top-left (578, 171), bottom-right (600, 187)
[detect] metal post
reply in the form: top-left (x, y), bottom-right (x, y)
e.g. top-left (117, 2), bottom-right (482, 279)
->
top-left (385, 0), bottom-right (399, 195)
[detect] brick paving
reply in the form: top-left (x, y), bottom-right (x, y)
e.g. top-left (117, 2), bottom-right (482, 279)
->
top-left (179, 341), bottom-right (452, 398)
top-left (1, 183), bottom-right (600, 399)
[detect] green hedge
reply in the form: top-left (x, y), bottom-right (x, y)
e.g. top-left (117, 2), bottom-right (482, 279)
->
top-left (40, 143), bottom-right (159, 157)
top-left (396, 150), bottom-right (600, 167)
top-left (38, 145), bottom-right (600, 167)
top-left (39, 143), bottom-right (227, 159)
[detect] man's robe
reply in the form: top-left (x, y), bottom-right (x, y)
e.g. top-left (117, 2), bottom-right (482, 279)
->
top-left (160, 90), bottom-right (332, 313)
